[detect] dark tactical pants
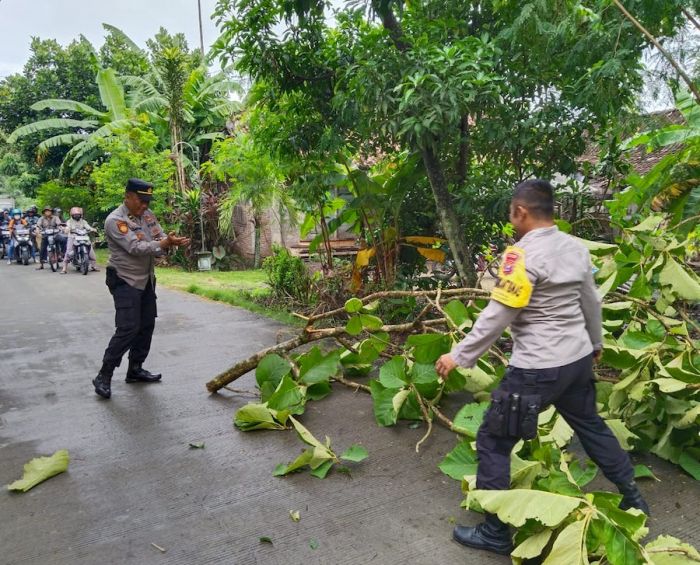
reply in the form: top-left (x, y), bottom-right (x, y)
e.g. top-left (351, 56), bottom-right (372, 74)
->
top-left (102, 267), bottom-right (157, 370)
top-left (476, 353), bottom-right (634, 490)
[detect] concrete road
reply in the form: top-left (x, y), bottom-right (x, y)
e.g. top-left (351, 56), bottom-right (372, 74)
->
top-left (1, 262), bottom-right (698, 565)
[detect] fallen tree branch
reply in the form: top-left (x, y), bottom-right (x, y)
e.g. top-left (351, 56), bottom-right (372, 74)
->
top-left (304, 287), bottom-right (488, 325)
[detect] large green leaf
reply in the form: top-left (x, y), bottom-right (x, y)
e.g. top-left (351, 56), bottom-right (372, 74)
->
top-left (289, 416), bottom-right (328, 451)
top-left (298, 347), bottom-right (341, 384)
top-left (8, 118), bottom-right (98, 142)
top-left (36, 133), bottom-right (88, 153)
top-left (438, 440), bottom-right (478, 481)
top-left (8, 450), bottom-right (70, 492)
top-left (542, 518), bottom-right (588, 565)
top-left (379, 356), bottom-right (407, 388)
top-left (266, 375), bottom-right (306, 415)
top-left (369, 380), bottom-right (403, 426)
top-left (452, 402), bottom-right (488, 437)
top-left (97, 68), bottom-right (127, 120)
top-left (31, 98), bottom-right (106, 118)
top-left (645, 535), bottom-right (700, 564)
top-left (512, 529), bottom-right (553, 560)
top-left (605, 419), bottom-right (639, 450)
top-left (576, 237), bottom-right (617, 255)
top-left (659, 256), bottom-right (700, 301)
top-left (458, 361), bottom-right (498, 393)
top-left (406, 333), bottom-right (451, 363)
top-left (234, 403), bottom-right (288, 431)
top-left (344, 297), bottom-right (363, 313)
top-left (468, 489), bottom-right (583, 528)
top-left (444, 299), bottom-right (471, 328)
top-left (339, 444), bottom-right (369, 462)
top-left (679, 451), bottom-right (700, 480)
top-left (256, 354), bottom-right (292, 389)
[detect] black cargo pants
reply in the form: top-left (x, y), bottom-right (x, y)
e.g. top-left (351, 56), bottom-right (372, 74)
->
top-left (102, 267), bottom-right (157, 370)
top-left (476, 353), bottom-right (634, 490)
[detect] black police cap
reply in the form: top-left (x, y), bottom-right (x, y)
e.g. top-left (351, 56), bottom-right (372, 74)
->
top-left (125, 178), bottom-right (154, 201)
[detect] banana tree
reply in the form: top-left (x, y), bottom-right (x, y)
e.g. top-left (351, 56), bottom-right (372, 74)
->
top-left (123, 66), bottom-right (242, 191)
top-left (7, 68), bottom-right (143, 178)
top-left (612, 90), bottom-right (700, 225)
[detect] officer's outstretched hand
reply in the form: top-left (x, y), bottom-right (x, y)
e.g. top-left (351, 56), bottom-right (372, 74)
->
top-left (165, 232), bottom-right (191, 248)
top-left (435, 353), bottom-right (458, 380)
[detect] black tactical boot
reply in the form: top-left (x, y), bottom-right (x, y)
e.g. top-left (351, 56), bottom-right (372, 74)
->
top-left (453, 513), bottom-right (513, 555)
top-left (125, 361), bottom-right (162, 383)
top-left (618, 481), bottom-right (650, 515)
top-left (93, 367), bottom-right (113, 399)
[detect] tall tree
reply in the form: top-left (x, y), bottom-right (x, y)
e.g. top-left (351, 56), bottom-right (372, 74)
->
top-left (213, 0), bottom-right (692, 285)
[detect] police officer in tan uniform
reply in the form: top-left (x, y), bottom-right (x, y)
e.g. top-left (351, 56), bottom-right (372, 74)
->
top-left (93, 178), bottom-right (190, 399)
top-left (435, 179), bottom-right (649, 555)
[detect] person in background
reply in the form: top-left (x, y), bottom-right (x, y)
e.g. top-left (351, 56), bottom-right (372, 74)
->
top-left (61, 206), bottom-right (99, 273)
top-left (35, 205), bottom-right (64, 270)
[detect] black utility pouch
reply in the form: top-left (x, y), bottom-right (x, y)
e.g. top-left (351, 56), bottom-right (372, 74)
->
top-left (518, 394), bottom-right (541, 440)
top-left (517, 369), bottom-right (542, 440)
top-left (486, 390), bottom-right (510, 437)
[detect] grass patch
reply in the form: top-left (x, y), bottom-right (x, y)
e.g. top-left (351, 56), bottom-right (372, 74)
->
top-left (94, 248), bottom-right (298, 325)
top-left (183, 283), bottom-right (301, 326)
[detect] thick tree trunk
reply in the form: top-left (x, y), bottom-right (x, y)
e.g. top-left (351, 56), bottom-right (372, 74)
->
top-left (170, 123), bottom-right (187, 193)
top-left (421, 145), bottom-right (476, 286)
top-left (456, 115), bottom-right (470, 189)
top-left (253, 216), bottom-right (261, 269)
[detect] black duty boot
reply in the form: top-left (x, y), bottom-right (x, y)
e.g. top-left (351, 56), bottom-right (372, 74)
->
top-left (93, 368), bottom-right (113, 399)
top-left (125, 361), bottom-right (162, 383)
top-left (453, 513), bottom-right (513, 555)
top-left (618, 481), bottom-right (650, 515)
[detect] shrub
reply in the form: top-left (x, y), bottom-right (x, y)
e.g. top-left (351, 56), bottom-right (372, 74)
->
top-left (262, 245), bottom-right (312, 302)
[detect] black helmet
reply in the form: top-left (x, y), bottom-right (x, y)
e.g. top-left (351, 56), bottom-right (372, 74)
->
top-left (29, 205), bottom-right (37, 212)
top-left (53, 207), bottom-right (62, 215)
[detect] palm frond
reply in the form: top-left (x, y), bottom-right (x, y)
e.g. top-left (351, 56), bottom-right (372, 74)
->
top-left (8, 119), bottom-right (98, 142)
top-left (102, 24), bottom-right (144, 53)
top-left (97, 68), bottom-right (127, 120)
top-left (121, 75), bottom-right (162, 99)
top-left (31, 99), bottom-right (106, 118)
top-left (133, 95), bottom-right (168, 113)
top-left (36, 133), bottom-right (88, 154)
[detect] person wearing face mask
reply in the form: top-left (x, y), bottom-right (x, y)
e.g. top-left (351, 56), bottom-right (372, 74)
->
top-left (435, 179), bottom-right (649, 556)
top-left (7, 208), bottom-right (27, 264)
top-left (61, 207), bottom-right (99, 273)
top-left (92, 178), bottom-right (190, 400)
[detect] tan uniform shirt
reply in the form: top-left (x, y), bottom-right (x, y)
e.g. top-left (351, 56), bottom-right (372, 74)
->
top-left (105, 204), bottom-right (166, 290)
top-left (36, 216), bottom-right (62, 231)
top-left (65, 218), bottom-right (97, 234)
top-left (452, 226), bottom-right (602, 369)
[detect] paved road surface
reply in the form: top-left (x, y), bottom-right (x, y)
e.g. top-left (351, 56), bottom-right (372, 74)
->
top-left (1, 262), bottom-right (698, 564)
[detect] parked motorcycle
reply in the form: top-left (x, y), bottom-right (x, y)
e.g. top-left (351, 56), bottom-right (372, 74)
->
top-left (13, 225), bottom-right (34, 265)
top-left (70, 228), bottom-right (92, 275)
top-left (0, 224), bottom-right (10, 259)
top-left (41, 227), bottom-right (61, 272)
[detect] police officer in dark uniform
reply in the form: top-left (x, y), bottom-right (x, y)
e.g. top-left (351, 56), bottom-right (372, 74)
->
top-left (435, 179), bottom-right (649, 556)
top-left (93, 178), bottom-right (190, 399)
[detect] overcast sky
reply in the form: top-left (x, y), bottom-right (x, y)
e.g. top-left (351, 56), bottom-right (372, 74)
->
top-left (0, 0), bottom-right (222, 78)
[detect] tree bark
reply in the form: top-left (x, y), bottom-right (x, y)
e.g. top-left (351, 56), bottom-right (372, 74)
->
top-left (170, 123), bottom-right (187, 193)
top-left (253, 215), bottom-right (261, 269)
top-left (456, 114), bottom-right (470, 189)
top-left (421, 145), bottom-right (476, 286)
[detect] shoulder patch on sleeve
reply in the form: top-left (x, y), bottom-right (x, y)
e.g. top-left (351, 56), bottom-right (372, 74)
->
top-left (116, 220), bottom-right (128, 234)
top-left (491, 246), bottom-right (533, 308)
